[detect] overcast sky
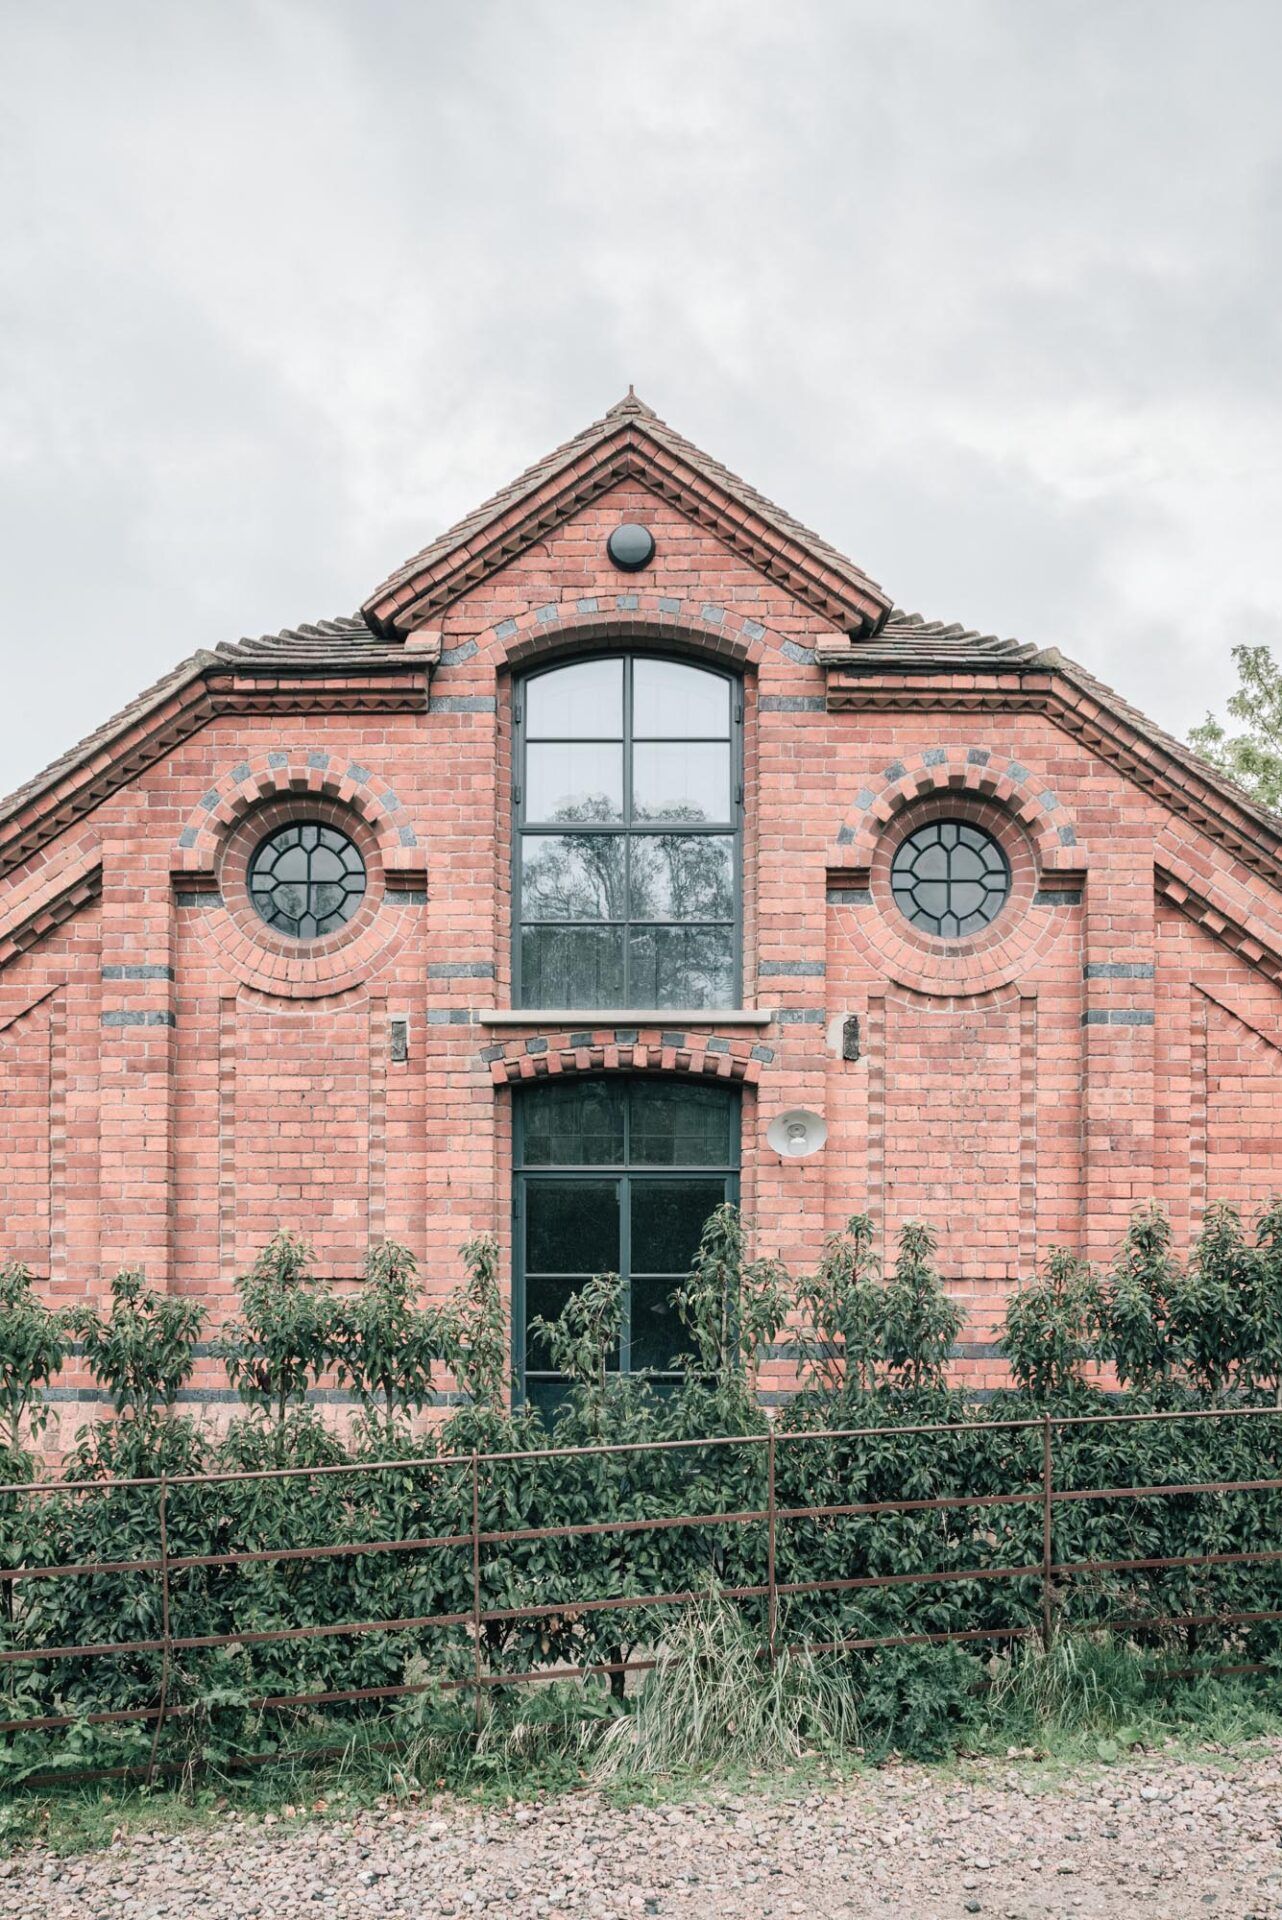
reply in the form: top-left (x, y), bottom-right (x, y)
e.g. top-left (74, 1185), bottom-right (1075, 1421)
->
top-left (2, 0), bottom-right (1281, 797)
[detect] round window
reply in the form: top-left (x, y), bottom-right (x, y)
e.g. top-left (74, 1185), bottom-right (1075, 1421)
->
top-left (248, 822), bottom-right (366, 939)
top-left (891, 820), bottom-right (1011, 938)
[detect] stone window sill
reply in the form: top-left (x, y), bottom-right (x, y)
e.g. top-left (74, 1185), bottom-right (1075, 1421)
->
top-left (476, 1009), bottom-right (774, 1026)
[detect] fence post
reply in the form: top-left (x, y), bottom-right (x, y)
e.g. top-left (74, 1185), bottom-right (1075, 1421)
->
top-left (766, 1425), bottom-right (778, 1665)
top-left (1040, 1415), bottom-right (1054, 1655)
top-left (146, 1474), bottom-right (171, 1786)
top-left (470, 1450), bottom-right (483, 1733)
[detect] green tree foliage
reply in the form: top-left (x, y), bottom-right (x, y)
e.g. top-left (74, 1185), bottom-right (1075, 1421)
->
top-left (6, 1199), bottom-right (1282, 1788)
top-left (1001, 1248), bottom-right (1102, 1401)
top-left (1250, 1198), bottom-right (1282, 1402)
top-left (1103, 1204), bottom-right (1179, 1395)
top-left (448, 1234), bottom-right (511, 1412)
top-left (529, 1271), bottom-right (623, 1435)
top-left (69, 1268), bottom-right (206, 1477)
top-left (880, 1221), bottom-right (962, 1393)
top-left (330, 1241), bottom-right (448, 1447)
top-left (1167, 1202), bottom-right (1258, 1399)
top-left (671, 1203), bottom-right (789, 1418)
top-left (0, 1263), bottom-right (68, 1463)
top-left (220, 1231), bottom-right (336, 1450)
top-left (793, 1214), bottom-right (882, 1398)
top-left (1189, 642), bottom-right (1282, 810)
top-left (72, 1268), bottom-right (205, 1419)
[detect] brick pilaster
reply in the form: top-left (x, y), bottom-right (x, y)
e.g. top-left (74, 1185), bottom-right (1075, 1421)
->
top-left (1081, 838), bottom-right (1157, 1265)
top-left (96, 839), bottom-right (177, 1287)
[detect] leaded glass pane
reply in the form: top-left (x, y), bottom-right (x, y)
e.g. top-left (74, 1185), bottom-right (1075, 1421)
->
top-left (628, 925), bottom-right (735, 1008)
top-left (520, 926), bottom-right (624, 1008)
top-left (524, 743), bottom-right (623, 823)
top-left (632, 742), bottom-right (731, 822)
top-left (516, 656), bottom-right (739, 1008)
top-left (628, 835), bottom-right (734, 920)
top-left (525, 659), bottom-right (623, 738)
top-left (526, 1180), bottom-right (620, 1275)
top-left (891, 820), bottom-right (1011, 939)
top-left (520, 1079), bottom-right (626, 1167)
top-left (632, 660), bottom-right (730, 738)
top-left (248, 821), bottom-right (366, 939)
top-left (630, 1178), bottom-right (727, 1275)
top-left (521, 835), bottom-right (625, 919)
top-left (629, 1081), bottom-right (735, 1166)
top-left (629, 1276), bottom-right (693, 1372)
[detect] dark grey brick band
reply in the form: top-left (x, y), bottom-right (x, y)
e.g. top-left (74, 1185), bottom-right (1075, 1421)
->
top-left (176, 890), bottom-right (223, 908)
top-left (760, 960), bottom-right (826, 977)
top-left (428, 961), bottom-right (495, 979)
top-left (827, 887), bottom-right (873, 905)
top-left (1034, 889), bottom-right (1081, 905)
top-left (101, 1010), bottom-right (176, 1028)
top-left (426, 1009), bottom-right (476, 1026)
top-left (776, 1008), bottom-right (826, 1024)
top-left (1084, 962), bottom-right (1156, 979)
top-left (1082, 1009), bottom-right (1155, 1026)
top-left (431, 695), bottom-right (497, 713)
top-left (759, 695), bottom-right (825, 712)
top-left (102, 964), bottom-right (175, 981)
top-left (780, 640), bottom-right (817, 665)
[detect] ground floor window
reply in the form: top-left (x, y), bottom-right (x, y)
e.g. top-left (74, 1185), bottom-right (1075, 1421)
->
top-left (513, 1077), bottom-right (741, 1410)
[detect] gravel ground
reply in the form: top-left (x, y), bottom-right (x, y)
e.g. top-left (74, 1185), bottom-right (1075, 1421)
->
top-left (5, 1746), bottom-right (1282, 1920)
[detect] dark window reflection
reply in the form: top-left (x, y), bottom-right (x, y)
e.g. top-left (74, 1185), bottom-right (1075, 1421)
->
top-left (516, 656), bottom-right (740, 1008)
top-left (516, 1079), bottom-right (739, 1409)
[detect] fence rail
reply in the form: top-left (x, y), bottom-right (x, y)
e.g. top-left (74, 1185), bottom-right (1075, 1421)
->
top-left (2, 1402), bottom-right (1280, 1786)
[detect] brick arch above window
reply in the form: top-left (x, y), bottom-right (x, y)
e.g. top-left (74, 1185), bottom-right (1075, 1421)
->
top-left (484, 1024), bottom-right (773, 1088)
top-left (465, 601), bottom-right (777, 674)
top-left (170, 748), bottom-right (428, 889)
top-left (830, 748), bottom-right (1089, 881)
top-left (827, 753), bottom-right (1089, 997)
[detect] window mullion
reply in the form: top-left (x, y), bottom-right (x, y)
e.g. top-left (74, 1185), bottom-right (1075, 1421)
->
top-left (620, 1171), bottom-right (632, 1376)
top-left (622, 657), bottom-right (633, 1008)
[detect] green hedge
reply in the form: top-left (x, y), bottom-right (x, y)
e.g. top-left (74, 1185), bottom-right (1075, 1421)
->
top-left (1, 1199), bottom-right (1281, 1780)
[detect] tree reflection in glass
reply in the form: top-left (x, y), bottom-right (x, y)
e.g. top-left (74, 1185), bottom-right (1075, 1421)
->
top-left (517, 656), bottom-right (739, 1008)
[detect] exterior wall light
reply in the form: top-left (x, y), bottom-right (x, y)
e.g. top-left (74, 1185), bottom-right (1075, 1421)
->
top-left (766, 1108), bottom-right (828, 1158)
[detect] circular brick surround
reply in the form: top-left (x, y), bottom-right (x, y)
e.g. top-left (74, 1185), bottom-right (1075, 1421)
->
top-left (171, 751), bottom-right (427, 998)
top-left (831, 751), bottom-right (1088, 995)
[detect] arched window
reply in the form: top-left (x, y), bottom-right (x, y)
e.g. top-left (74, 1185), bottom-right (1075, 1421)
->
top-left (514, 655), bottom-right (741, 1008)
top-left (513, 1076), bottom-right (741, 1410)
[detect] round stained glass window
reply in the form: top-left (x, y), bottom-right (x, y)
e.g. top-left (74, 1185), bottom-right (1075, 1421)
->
top-left (248, 822), bottom-right (366, 939)
top-left (890, 819), bottom-right (1011, 938)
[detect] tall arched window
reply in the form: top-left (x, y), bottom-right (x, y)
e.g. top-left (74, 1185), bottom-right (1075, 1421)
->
top-left (513, 1077), bottom-right (741, 1410)
top-left (514, 655), bottom-right (741, 1008)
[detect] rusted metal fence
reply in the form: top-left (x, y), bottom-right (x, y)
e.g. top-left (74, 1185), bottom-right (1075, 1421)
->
top-left (2, 1402), bottom-right (1281, 1786)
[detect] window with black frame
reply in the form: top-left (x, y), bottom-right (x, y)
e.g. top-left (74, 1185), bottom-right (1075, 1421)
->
top-left (513, 1077), bottom-right (741, 1411)
top-left (514, 655), bottom-right (740, 1008)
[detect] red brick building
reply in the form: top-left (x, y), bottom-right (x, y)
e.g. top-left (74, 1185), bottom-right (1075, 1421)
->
top-left (3, 392), bottom-right (1281, 1419)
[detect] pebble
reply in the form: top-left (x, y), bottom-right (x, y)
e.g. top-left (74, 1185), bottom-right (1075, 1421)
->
top-left (4, 1743), bottom-right (1282, 1918)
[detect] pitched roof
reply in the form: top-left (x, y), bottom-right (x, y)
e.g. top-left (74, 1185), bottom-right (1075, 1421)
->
top-left (0, 620), bottom-right (407, 831)
top-left (360, 390), bottom-right (892, 638)
top-left (2, 398), bottom-right (1279, 893)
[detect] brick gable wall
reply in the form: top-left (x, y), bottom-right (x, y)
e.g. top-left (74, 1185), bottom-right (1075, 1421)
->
top-left (3, 475), bottom-right (1281, 1435)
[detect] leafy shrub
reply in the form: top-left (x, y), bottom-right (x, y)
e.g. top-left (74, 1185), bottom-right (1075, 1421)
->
top-left (0, 1262), bottom-right (67, 1461)
top-left (880, 1221), bottom-right (962, 1394)
top-left (1001, 1247), bottom-right (1103, 1400)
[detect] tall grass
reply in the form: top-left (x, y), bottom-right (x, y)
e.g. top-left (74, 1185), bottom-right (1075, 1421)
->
top-left (594, 1593), bottom-right (862, 1778)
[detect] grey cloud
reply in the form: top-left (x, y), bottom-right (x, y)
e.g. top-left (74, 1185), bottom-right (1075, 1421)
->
top-left (2, 0), bottom-right (1281, 789)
